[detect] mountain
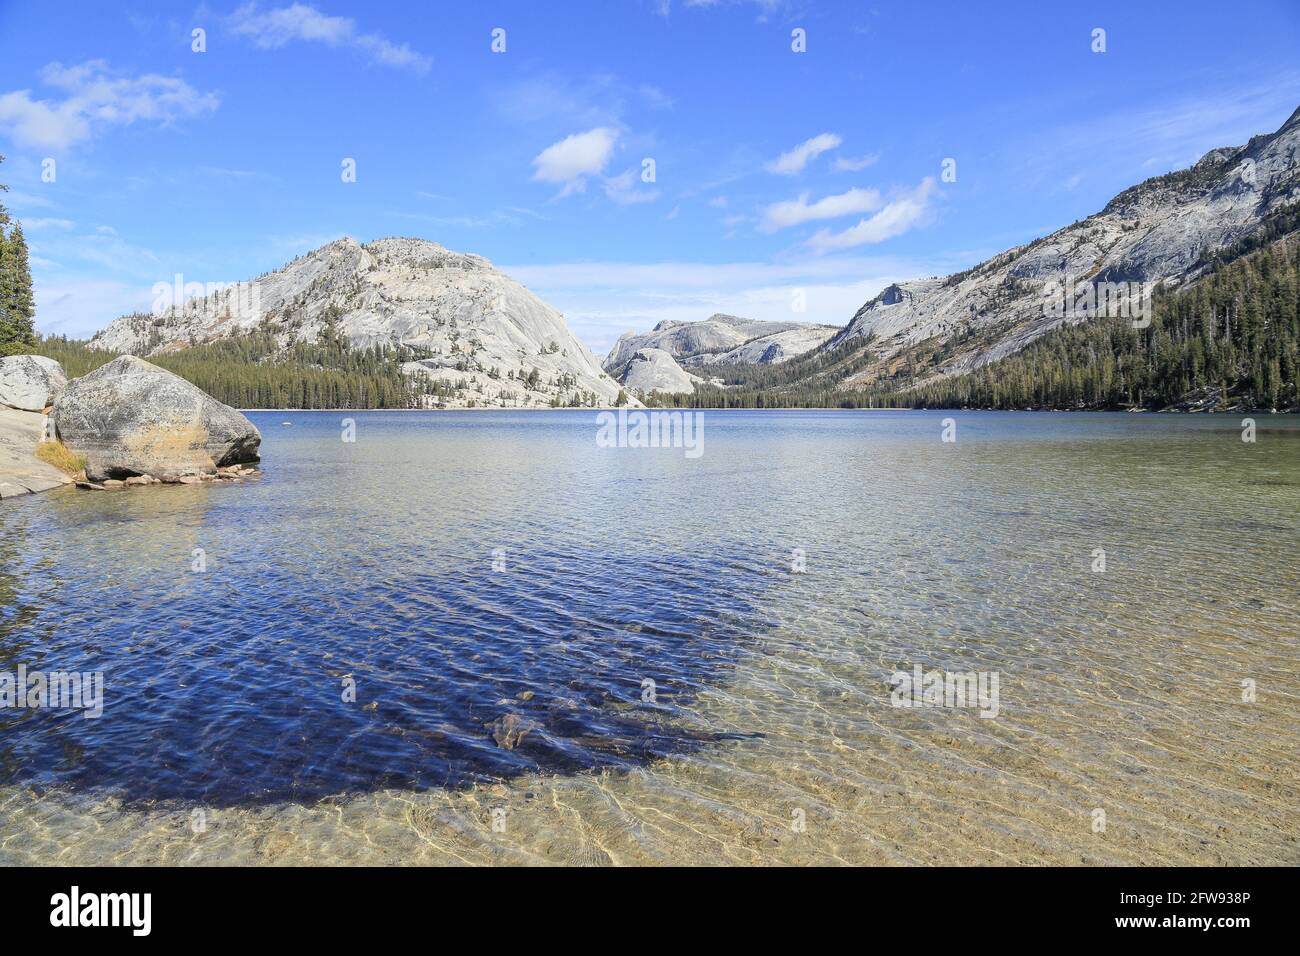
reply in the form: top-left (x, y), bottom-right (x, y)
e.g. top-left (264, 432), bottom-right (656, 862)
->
top-left (611, 347), bottom-right (703, 396)
top-left (891, 231), bottom-right (1299, 412)
top-left (603, 313), bottom-right (838, 370)
top-left (825, 105), bottom-right (1300, 390)
top-left (91, 237), bottom-right (628, 409)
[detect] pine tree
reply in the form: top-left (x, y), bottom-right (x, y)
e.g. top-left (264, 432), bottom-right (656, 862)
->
top-left (0, 220), bottom-right (37, 355)
top-left (0, 155), bottom-right (38, 356)
top-left (0, 153), bottom-right (12, 348)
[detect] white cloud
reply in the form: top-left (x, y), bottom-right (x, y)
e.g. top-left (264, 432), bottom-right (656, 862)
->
top-left (227, 3), bottom-right (431, 73)
top-left (603, 167), bottom-right (658, 205)
top-left (228, 3), bottom-right (350, 45)
top-left (833, 152), bottom-right (880, 172)
top-left (806, 178), bottom-right (937, 252)
top-left (674, 0), bottom-right (791, 21)
top-left (354, 34), bottom-right (430, 72)
top-left (760, 187), bottom-right (882, 232)
top-left (532, 127), bottom-right (619, 194)
top-left (18, 217), bottom-right (75, 230)
top-left (766, 133), bottom-right (842, 175)
top-left (0, 60), bottom-right (219, 150)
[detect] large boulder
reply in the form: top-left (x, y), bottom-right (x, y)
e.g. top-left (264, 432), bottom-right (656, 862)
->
top-left (0, 355), bottom-right (67, 411)
top-left (52, 355), bottom-right (261, 482)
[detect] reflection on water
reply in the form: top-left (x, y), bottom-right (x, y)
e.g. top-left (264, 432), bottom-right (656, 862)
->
top-left (0, 410), bottom-right (1297, 864)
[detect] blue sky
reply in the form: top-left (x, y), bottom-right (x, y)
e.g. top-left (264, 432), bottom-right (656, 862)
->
top-left (1, 0), bottom-right (1297, 354)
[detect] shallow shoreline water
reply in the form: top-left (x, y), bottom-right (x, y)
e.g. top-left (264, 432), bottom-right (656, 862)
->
top-left (1, 410), bottom-right (1296, 864)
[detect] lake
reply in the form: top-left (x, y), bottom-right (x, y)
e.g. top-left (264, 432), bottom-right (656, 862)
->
top-left (1, 409), bottom-right (1296, 864)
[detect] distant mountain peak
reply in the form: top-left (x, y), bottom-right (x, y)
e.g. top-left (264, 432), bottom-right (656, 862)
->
top-left (605, 312), bottom-right (838, 371)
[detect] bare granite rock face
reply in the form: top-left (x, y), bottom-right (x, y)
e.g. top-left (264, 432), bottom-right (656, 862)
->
top-left (829, 104), bottom-right (1300, 388)
top-left (611, 347), bottom-right (701, 396)
top-left (0, 355), bottom-right (67, 412)
top-left (52, 355), bottom-right (261, 482)
top-left (604, 313), bottom-right (837, 370)
top-left (89, 236), bottom-right (631, 409)
top-left (0, 405), bottom-right (73, 499)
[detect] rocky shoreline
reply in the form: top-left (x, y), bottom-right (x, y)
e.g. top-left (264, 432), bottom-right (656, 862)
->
top-left (75, 462), bottom-right (261, 491)
top-left (0, 353), bottom-right (262, 500)
top-left (0, 405), bottom-right (74, 499)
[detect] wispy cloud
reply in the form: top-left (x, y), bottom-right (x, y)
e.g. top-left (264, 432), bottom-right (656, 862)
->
top-left (806, 178), bottom-right (937, 252)
top-left (495, 72), bottom-right (669, 128)
top-left (766, 132), bottom-right (841, 175)
top-left (532, 127), bottom-right (620, 195)
top-left (35, 277), bottom-right (155, 337)
top-left (28, 225), bottom-right (167, 335)
top-left (0, 60), bottom-right (219, 150)
top-left (1004, 72), bottom-right (1300, 194)
top-left (28, 227), bottom-right (161, 273)
top-left (760, 187), bottom-right (881, 232)
top-left (603, 167), bottom-right (658, 205)
top-left (1, 190), bottom-right (56, 210)
top-left (196, 165), bottom-right (266, 180)
top-left (395, 208), bottom-right (546, 229)
top-left (226, 3), bottom-right (431, 73)
top-left (662, 0), bottom-right (799, 22)
top-left (17, 217), bottom-right (75, 230)
top-left (833, 152), bottom-right (880, 172)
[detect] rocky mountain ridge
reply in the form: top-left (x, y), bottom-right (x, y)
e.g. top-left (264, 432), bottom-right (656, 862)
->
top-left (604, 313), bottom-right (838, 370)
top-left (91, 237), bottom-right (629, 409)
top-left (826, 105), bottom-right (1300, 390)
top-left (612, 347), bottom-right (704, 396)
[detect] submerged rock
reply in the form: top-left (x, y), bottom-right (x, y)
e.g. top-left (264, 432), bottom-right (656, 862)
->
top-left (0, 355), bottom-right (67, 412)
top-left (52, 355), bottom-right (261, 482)
top-left (488, 713), bottom-right (533, 750)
